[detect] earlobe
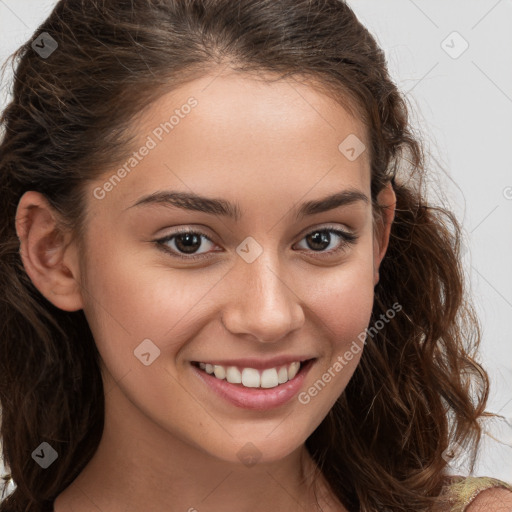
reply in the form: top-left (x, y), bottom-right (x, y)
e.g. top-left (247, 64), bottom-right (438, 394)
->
top-left (15, 191), bottom-right (84, 312)
top-left (373, 181), bottom-right (396, 286)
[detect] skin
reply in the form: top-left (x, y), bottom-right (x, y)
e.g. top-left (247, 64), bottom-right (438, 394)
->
top-left (16, 70), bottom-right (397, 512)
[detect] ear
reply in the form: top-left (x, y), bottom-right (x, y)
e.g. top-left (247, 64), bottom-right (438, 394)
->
top-left (15, 191), bottom-right (84, 311)
top-left (373, 181), bottom-right (396, 286)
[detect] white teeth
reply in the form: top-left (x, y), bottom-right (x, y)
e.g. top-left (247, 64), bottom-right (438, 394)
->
top-left (277, 366), bottom-right (288, 384)
top-left (226, 366), bottom-right (242, 384)
top-left (213, 365), bottom-right (226, 379)
top-left (260, 368), bottom-right (279, 388)
top-left (197, 361), bottom-right (304, 388)
top-left (241, 368), bottom-right (260, 388)
top-left (288, 362), bottom-right (300, 380)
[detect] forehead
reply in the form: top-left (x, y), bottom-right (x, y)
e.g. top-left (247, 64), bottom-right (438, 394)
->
top-left (88, 71), bottom-right (371, 217)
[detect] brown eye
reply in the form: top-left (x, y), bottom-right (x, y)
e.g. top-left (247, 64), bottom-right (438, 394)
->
top-left (154, 226), bottom-right (358, 262)
top-left (155, 229), bottom-right (217, 260)
top-left (295, 228), bottom-right (358, 256)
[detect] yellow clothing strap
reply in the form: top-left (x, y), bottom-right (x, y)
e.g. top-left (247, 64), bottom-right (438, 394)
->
top-left (447, 476), bottom-right (512, 512)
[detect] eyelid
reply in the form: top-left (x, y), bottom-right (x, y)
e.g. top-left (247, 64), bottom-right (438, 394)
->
top-left (154, 224), bottom-right (358, 261)
top-left (154, 228), bottom-right (218, 260)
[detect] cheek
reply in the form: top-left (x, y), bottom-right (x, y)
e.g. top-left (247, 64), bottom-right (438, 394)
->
top-left (80, 238), bottom-right (224, 377)
top-left (294, 255), bottom-right (375, 420)
top-left (307, 252), bottom-right (376, 349)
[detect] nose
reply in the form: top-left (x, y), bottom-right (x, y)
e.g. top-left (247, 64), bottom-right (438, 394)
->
top-left (220, 253), bottom-right (305, 343)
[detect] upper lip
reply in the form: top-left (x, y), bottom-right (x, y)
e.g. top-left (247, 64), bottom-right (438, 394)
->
top-left (192, 356), bottom-right (315, 370)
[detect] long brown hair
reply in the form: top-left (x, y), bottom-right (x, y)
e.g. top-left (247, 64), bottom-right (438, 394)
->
top-left (0, 1), bottom-right (490, 510)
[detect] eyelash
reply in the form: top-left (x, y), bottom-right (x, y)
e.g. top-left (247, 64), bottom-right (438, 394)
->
top-left (154, 226), bottom-right (358, 261)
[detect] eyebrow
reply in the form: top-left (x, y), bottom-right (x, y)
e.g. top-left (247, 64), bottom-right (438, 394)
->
top-left (127, 188), bottom-right (369, 221)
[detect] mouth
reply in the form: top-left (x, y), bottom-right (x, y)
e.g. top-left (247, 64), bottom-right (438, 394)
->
top-left (190, 358), bottom-right (316, 410)
top-left (192, 358), bottom-right (314, 389)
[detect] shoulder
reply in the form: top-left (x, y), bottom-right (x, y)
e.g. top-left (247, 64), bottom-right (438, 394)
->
top-left (444, 476), bottom-right (512, 512)
top-left (466, 487), bottom-right (512, 512)
top-left (466, 486), bottom-right (512, 511)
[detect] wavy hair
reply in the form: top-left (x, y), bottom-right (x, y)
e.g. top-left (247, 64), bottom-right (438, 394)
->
top-left (0, 1), bottom-right (490, 510)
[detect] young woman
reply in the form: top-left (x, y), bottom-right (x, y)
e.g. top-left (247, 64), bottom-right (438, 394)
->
top-left (0, 1), bottom-right (511, 511)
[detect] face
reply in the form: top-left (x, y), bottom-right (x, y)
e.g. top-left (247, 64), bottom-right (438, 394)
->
top-left (74, 71), bottom-right (392, 464)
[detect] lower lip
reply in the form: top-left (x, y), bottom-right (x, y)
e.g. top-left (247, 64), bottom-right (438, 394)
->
top-left (191, 360), bottom-right (315, 410)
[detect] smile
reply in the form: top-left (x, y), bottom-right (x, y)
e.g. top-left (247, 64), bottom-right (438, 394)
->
top-left (191, 358), bottom-right (316, 410)
top-left (195, 361), bottom-right (302, 388)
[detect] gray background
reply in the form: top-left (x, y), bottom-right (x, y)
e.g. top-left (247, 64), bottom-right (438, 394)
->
top-left (1, 0), bottom-right (511, 494)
